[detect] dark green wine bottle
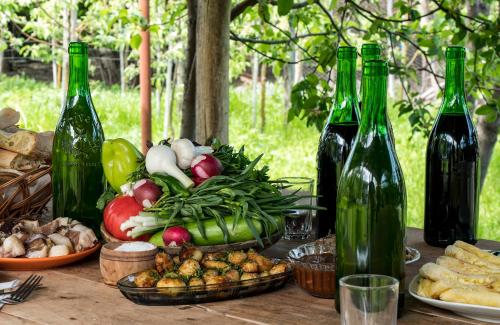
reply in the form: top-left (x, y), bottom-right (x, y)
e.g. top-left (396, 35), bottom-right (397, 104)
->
top-left (360, 43), bottom-right (396, 146)
top-left (52, 42), bottom-right (105, 232)
top-left (424, 46), bottom-right (479, 247)
top-left (316, 46), bottom-right (360, 238)
top-left (335, 60), bottom-right (406, 315)
top-left (359, 43), bottom-right (381, 106)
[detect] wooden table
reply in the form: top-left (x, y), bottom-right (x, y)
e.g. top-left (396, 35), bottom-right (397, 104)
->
top-left (0, 227), bottom-right (498, 325)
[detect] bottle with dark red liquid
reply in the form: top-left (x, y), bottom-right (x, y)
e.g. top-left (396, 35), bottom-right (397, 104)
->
top-left (424, 46), bottom-right (480, 247)
top-left (316, 46), bottom-right (360, 238)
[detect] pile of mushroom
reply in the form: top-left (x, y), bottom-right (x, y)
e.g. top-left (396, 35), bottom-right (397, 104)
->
top-left (0, 217), bottom-right (98, 258)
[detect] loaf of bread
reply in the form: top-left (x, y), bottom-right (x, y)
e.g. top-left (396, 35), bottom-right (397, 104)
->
top-left (0, 108), bottom-right (20, 129)
top-left (0, 129), bottom-right (53, 160)
top-left (0, 149), bottom-right (43, 170)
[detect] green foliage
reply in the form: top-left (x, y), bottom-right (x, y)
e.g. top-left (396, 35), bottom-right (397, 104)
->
top-left (277, 0), bottom-right (294, 16)
top-left (233, 0), bottom-right (499, 134)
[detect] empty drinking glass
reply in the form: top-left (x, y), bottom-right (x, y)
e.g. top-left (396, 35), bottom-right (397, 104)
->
top-left (276, 177), bottom-right (313, 240)
top-left (339, 274), bottom-right (399, 325)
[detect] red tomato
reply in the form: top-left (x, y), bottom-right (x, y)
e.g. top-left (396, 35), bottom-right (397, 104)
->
top-left (103, 196), bottom-right (151, 241)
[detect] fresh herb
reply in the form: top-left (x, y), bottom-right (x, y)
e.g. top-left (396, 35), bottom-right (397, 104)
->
top-left (96, 183), bottom-right (116, 210)
top-left (213, 144), bottom-right (269, 181)
top-left (127, 159), bottom-right (148, 183)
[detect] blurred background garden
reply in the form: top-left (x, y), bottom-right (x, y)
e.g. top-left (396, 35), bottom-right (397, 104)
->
top-left (0, 0), bottom-right (498, 239)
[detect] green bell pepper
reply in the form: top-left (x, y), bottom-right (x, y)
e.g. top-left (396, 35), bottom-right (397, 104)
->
top-left (102, 138), bottom-right (143, 193)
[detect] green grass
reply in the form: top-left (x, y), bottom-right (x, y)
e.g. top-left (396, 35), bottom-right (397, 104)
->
top-left (1, 74), bottom-right (498, 240)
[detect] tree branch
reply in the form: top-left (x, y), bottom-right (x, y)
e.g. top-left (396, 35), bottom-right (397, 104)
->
top-left (431, 0), bottom-right (487, 26)
top-left (229, 32), bottom-right (332, 44)
top-left (262, 19), bottom-right (319, 63)
top-left (348, 4), bottom-right (443, 91)
top-left (230, 0), bottom-right (311, 21)
top-left (231, 0), bottom-right (258, 21)
top-left (11, 21), bottom-right (55, 47)
top-left (315, 0), bottom-right (352, 46)
top-left (346, 0), bottom-right (440, 23)
top-left (230, 31), bottom-right (313, 64)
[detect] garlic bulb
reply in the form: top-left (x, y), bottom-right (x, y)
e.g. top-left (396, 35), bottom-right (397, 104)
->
top-left (3, 235), bottom-right (26, 257)
top-left (49, 245), bottom-right (70, 257)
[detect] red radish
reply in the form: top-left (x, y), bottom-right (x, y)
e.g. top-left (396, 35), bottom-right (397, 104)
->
top-left (133, 179), bottom-right (162, 208)
top-left (190, 154), bottom-right (223, 185)
top-left (163, 226), bottom-right (191, 246)
top-left (103, 196), bottom-right (151, 241)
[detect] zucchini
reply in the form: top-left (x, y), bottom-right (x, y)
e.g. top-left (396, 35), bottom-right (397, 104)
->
top-left (185, 216), bottom-right (263, 246)
top-left (149, 230), bottom-right (164, 247)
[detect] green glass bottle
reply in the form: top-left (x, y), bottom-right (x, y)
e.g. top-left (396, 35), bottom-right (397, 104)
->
top-left (359, 43), bottom-right (382, 107)
top-left (335, 60), bottom-right (406, 315)
top-left (52, 42), bottom-right (105, 232)
top-left (360, 43), bottom-right (396, 145)
top-left (316, 46), bottom-right (360, 238)
top-left (424, 46), bottom-right (479, 247)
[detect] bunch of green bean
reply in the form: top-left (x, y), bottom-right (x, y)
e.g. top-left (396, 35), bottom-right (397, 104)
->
top-left (146, 155), bottom-right (314, 245)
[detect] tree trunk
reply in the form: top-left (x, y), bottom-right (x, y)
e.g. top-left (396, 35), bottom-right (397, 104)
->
top-left (163, 60), bottom-right (174, 139)
top-left (51, 39), bottom-right (57, 88)
top-left (251, 54), bottom-right (259, 128)
top-left (477, 115), bottom-right (499, 190)
top-left (260, 63), bottom-right (267, 133)
top-left (61, 3), bottom-right (70, 106)
top-left (283, 67), bottom-right (291, 126)
top-left (468, 1), bottom-right (497, 191)
top-left (195, 0), bottom-right (230, 145)
top-left (119, 45), bottom-right (126, 94)
top-left (139, 0), bottom-right (152, 153)
top-left (169, 62), bottom-right (178, 138)
top-left (387, 0), bottom-right (395, 97)
top-left (0, 51), bottom-right (3, 75)
top-left (180, 0), bottom-right (197, 140)
top-left (155, 86), bottom-right (161, 120)
top-left (70, 0), bottom-right (77, 41)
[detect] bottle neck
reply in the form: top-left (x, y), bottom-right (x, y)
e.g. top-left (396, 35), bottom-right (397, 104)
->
top-left (442, 57), bottom-right (466, 114)
top-left (67, 53), bottom-right (90, 97)
top-left (327, 58), bottom-right (359, 124)
top-left (359, 73), bottom-right (388, 135)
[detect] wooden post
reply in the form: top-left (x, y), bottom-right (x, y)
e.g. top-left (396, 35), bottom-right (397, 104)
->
top-left (139, 0), bottom-right (152, 153)
top-left (195, 0), bottom-right (230, 144)
top-left (180, 0), bottom-right (197, 140)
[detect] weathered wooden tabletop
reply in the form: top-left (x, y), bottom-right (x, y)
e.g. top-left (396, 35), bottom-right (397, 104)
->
top-left (0, 227), bottom-right (498, 325)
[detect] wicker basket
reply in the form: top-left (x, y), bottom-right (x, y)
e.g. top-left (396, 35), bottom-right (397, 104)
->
top-left (0, 166), bottom-right (52, 223)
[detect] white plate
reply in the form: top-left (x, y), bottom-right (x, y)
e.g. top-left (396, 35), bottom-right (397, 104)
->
top-left (406, 246), bottom-right (421, 264)
top-left (409, 275), bottom-right (500, 323)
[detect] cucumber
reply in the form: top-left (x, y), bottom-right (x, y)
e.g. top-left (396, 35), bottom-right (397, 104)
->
top-left (149, 230), bottom-right (164, 247)
top-left (185, 216), bottom-right (263, 246)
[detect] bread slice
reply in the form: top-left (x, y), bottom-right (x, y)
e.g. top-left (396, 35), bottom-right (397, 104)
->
top-left (0, 149), bottom-right (43, 170)
top-left (0, 108), bottom-right (20, 129)
top-left (0, 129), bottom-right (53, 159)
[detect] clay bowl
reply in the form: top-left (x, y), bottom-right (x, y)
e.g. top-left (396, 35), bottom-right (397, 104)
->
top-left (100, 242), bottom-right (158, 286)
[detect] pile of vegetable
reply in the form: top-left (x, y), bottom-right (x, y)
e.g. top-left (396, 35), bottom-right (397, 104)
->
top-left (99, 138), bottom-right (314, 247)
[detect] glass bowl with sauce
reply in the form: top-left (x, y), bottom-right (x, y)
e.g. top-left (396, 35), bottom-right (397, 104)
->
top-left (288, 240), bottom-right (336, 299)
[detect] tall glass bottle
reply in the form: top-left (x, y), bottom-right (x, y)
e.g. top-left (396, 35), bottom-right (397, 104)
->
top-left (316, 47), bottom-right (360, 238)
top-left (52, 42), bottom-right (105, 232)
top-left (335, 60), bottom-right (406, 315)
top-left (359, 43), bottom-right (381, 108)
top-left (424, 46), bottom-right (479, 247)
top-left (360, 43), bottom-right (396, 145)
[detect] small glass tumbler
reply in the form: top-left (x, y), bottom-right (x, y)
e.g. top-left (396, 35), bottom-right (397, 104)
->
top-left (276, 177), bottom-right (313, 240)
top-left (339, 274), bottom-right (399, 325)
